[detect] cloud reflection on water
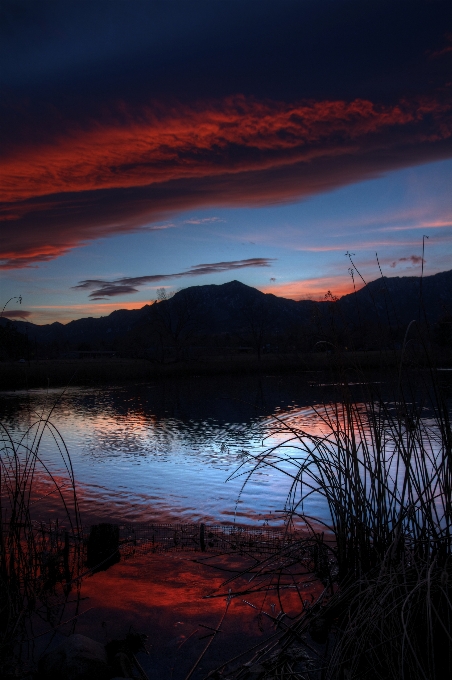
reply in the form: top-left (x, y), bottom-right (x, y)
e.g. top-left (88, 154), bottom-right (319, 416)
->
top-left (1, 379), bottom-right (332, 526)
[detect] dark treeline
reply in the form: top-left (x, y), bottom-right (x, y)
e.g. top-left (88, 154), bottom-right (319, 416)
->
top-left (1, 270), bottom-right (452, 363)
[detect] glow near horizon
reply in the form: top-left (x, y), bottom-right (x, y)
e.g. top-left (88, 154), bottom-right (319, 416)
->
top-left (2, 158), bottom-right (451, 325)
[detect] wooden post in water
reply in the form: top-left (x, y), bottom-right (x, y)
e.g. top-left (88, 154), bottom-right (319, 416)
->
top-left (63, 531), bottom-right (71, 593)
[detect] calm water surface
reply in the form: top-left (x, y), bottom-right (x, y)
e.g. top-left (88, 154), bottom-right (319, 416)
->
top-left (0, 374), bottom-right (333, 526)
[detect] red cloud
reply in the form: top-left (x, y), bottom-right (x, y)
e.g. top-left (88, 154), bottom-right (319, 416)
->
top-left (0, 96), bottom-right (442, 202)
top-left (1, 94), bottom-right (452, 268)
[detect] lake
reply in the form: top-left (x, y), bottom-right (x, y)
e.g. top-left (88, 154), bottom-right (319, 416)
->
top-left (0, 373), bottom-right (334, 528)
top-left (2, 369), bottom-right (449, 532)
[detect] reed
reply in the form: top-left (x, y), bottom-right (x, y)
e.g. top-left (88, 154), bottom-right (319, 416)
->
top-left (0, 395), bottom-right (82, 677)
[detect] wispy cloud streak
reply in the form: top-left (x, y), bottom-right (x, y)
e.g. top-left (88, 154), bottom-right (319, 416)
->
top-left (2, 309), bottom-right (31, 320)
top-left (74, 257), bottom-right (276, 299)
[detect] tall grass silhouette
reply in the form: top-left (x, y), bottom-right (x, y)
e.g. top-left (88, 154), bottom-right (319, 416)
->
top-left (0, 396), bottom-right (82, 676)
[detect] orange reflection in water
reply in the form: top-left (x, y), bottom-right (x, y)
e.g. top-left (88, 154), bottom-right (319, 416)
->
top-left (71, 551), bottom-right (320, 680)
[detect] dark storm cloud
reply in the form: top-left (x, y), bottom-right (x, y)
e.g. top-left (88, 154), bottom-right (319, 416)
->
top-left (1, 0), bottom-right (452, 267)
top-left (74, 258), bottom-right (276, 300)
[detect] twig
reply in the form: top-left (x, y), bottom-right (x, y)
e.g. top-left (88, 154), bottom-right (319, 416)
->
top-left (184, 591), bottom-right (232, 680)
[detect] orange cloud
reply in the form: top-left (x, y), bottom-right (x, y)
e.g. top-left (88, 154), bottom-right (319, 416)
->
top-left (261, 276), bottom-right (358, 300)
top-left (380, 218), bottom-right (452, 232)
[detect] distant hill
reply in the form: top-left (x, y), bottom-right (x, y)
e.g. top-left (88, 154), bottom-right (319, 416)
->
top-left (0, 305), bottom-right (152, 347)
top-left (338, 269), bottom-right (452, 325)
top-left (1, 270), bottom-right (451, 356)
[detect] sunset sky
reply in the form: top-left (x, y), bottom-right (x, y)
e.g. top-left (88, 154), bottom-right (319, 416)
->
top-left (1, 0), bottom-right (452, 324)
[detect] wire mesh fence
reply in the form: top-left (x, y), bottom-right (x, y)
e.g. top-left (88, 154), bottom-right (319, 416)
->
top-left (24, 520), bottom-right (321, 576)
top-left (116, 522), bottom-right (304, 557)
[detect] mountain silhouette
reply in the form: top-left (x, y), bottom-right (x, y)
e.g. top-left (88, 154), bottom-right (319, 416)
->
top-left (2, 270), bottom-right (451, 355)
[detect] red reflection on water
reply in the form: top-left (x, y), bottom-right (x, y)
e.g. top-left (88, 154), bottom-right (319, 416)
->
top-left (71, 551), bottom-right (320, 680)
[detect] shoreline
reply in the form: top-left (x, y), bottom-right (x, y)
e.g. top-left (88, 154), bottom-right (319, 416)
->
top-left (1, 350), bottom-right (452, 390)
top-left (1, 349), bottom-right (451, 390)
